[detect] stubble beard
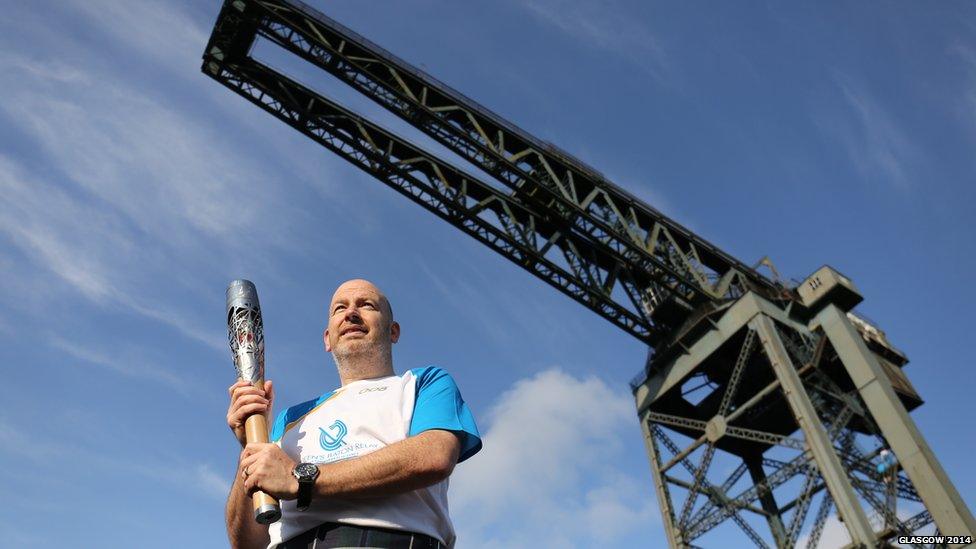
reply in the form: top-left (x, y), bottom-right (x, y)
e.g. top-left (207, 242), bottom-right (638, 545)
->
top-left (332, 338), bottom-right (394, 381)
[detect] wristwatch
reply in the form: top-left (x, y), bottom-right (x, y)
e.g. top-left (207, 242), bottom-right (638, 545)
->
top-left (292, 462), bottom-right (320, 511)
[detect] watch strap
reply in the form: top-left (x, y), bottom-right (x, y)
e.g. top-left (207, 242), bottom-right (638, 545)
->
top-left (294, 463), bottom-right (319, 511)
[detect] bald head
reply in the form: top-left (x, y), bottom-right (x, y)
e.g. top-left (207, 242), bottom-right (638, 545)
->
top-left (329, 279), bottom-right (393, 320)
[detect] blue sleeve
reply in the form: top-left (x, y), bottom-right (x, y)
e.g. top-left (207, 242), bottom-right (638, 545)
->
top-left (270, 408), bottom-right (289, 443)
top-left (270, 394), bottom-right (329, 442)
top-left (409, 367), bottom-right (482, 463)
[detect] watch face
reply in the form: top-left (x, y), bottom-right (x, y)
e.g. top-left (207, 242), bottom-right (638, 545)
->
top-left (294, 462), bottom-right (319, 481)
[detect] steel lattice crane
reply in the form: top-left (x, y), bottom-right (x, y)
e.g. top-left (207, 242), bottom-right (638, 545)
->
top-left (202, 1), bottom-right (976, 546)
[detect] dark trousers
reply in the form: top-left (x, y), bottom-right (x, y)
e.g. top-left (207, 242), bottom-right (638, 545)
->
top-left (279, 522), bottom-right (444, 549)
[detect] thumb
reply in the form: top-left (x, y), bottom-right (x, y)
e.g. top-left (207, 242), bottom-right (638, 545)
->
top-left (265, 379), bottom-right (275, 404)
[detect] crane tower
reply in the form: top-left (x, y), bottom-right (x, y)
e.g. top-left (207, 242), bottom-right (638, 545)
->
top-left (201, 1), bottom-right (975, 546)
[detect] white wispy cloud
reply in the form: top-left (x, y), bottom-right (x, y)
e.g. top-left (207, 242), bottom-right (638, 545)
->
top-left (451, 368), bottom-right (659, 548)
top-left (819, 75), bottom-right (921, 190)
top-left (0, 154), bottom-right (227, 352)
top-left (518, 0), bottom-right (669, 81)
top-left (0, 417), bottom-right (229, 501)
top-left (0, 12), bottom-right (314, 351)
top-left (2, 68), bottom-right (285, 251)
top-left (61, 0), bottom-right (209, 78)
top-left (416, 260), bottom-right (518, 346)
top-left (416, 255), bottom-right (590, 353)
top-left (49, 335), bottom-right (196, 396)
top-left (0, 50), bottom-right (88, 83)
top-left (194, 462), bottom-right (234, 500)
top-left (949, 41), bottom-right (976, 134)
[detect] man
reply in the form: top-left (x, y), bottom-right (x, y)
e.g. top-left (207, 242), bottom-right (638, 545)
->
top-left (226, 279), bottom-right (482, 548)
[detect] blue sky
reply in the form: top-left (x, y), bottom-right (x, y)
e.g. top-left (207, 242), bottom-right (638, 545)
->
top-left (1, 1), bottom-right (974, 547)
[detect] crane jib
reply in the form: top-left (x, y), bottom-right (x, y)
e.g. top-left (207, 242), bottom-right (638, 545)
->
top-left (201, 0), bottom-right (786, 347)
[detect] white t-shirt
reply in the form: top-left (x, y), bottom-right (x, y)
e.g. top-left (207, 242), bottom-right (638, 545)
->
top-left (266, 366), bottom-right (481, 548)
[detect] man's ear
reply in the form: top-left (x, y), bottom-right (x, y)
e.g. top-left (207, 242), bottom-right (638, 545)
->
top-left (323, 328), bottom-right (332, 352)
top-left (390, 321), bottom-right (400, 344)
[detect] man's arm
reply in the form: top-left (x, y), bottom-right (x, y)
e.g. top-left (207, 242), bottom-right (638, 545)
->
top-left (240, 429), bottom-right (461, 501)
top-left (227, 458), bottom-right (271, 549)
top-left (226, 380), bottom-right (275, 549)
top-left (316, 429), bottom-right (460, 498)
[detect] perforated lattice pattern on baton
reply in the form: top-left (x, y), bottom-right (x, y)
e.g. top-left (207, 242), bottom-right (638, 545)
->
top-left (228, 305), bottom-right (265, 383)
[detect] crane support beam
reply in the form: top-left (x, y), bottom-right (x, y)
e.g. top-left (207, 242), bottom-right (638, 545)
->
top-left (752, 314), bottom-right (876, 546)
top-left (814, 304), bottom-right (976, 537)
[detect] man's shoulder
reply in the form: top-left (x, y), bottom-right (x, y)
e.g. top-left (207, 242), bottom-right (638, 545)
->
top-left (270, 390), bottom-right (337, 442)
top-left (405, 365), bottom-right (483, 462)
top-left (406, 365), bottom-right (451, 383)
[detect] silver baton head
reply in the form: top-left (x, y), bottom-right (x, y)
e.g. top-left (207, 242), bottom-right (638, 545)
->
top-left (226, 279), bottom-right (265, 384)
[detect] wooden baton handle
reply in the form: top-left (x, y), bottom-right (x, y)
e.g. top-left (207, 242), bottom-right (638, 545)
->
top-left (245, 382), bottom-right (281, 524)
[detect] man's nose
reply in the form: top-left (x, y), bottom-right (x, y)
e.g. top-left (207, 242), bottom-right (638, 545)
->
top-left (344, 307), bottom-right (363, 322)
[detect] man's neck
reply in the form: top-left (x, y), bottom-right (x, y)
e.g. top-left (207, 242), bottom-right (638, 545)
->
top-left (336, 354), bottom-right (395, 386)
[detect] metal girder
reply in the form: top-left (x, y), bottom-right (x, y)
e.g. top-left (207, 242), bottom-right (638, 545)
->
top-left (252, 0), bottom-right (780, 301)
top-left (805, 494), bottom-right (833, 549)
top-left (202, 0), bottom-right (785, 347)
top-left (726, 426), bottom-right (806, 450)
top-left (677, 442), bottom-right (718, 530)
top-left (902, 509), bottom-right (934, 534)
top-left (846, 473), bottom-right (921, 548)
top-left (638, 295), bottom-right (959, 548)
top-left (752, 315), bottom-right (876, 547)
top-left (686, 452), bottom-right (812, 540)
top-left (786, 467), bottom-right (820, 546)
top-left (651, 425), bottom-right (771, 546)
top-left (204, 58), bottom-right (664, 341)
top-left (688, 462), bottom-right (750, 529)
top-left (837, 437), bottom-right (924, 547)
top-left (642, 417), bottom-right (681, 548)
top-left (745, 458), bottom-right (789, 549)
top-left (647, 411), bottom-right (807, 451)
top-left (719, 328), bottom-right (757, 414)
top-left (814, 305), bottom-right (976, 537)
top-left (833, 445), bottom-right (923, 503)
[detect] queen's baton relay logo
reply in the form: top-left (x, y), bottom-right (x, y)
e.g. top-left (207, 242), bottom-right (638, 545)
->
top-left (305, 418), bottom-right (379, 463)
top-left (319, 420), bottom-right (348, 450)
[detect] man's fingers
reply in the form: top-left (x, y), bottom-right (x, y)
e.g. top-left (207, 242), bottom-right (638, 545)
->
top-left (231, 393), bottom-right (270, 410)
top-left (227, 380), bottom-right (251, 396)
top-left (242, 442), bottom-right (272, 457)
top-left (227, 394), bottom-right (270, 430)
top-left (231, 403), bottom-right (269, 422)
top-left (230, 385), bottom-right (268, 402)
top-left (239, 446), bottom-right (269, 475)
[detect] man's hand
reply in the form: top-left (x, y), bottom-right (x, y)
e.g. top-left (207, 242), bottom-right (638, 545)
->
top-left (240, 443), bottom-right (300, 501)
top-left (227, 380), bottom-right (274, 447)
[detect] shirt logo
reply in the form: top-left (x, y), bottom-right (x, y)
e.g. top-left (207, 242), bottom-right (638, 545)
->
top-left (359, 386), bottom-right (388, 394)
top-left (319, 420), bottom-right (348, 451)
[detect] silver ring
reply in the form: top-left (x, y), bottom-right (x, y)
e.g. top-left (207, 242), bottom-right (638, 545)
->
top-left (243, 467), bottom-right (250, 477)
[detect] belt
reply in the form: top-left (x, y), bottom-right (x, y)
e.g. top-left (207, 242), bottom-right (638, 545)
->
top-left (279, 522), bottom-right (444, 549)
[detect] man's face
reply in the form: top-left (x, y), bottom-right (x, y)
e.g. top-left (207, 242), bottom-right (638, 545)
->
top-left (324, 280), bottom-right (399, 357)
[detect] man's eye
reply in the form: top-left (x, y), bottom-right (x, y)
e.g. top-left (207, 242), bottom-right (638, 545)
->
top-left (333, 305), bottom-right (346, 314)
